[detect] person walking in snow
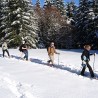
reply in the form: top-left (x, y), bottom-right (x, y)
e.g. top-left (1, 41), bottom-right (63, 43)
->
top-left (2, 41), bottom-right (10, 57)
top-left (47, 42), bottom-right (60, 66)
top-left (19, 41), bottom-right (28, 61)
top-left (81, 45), bottom-right (95, 78)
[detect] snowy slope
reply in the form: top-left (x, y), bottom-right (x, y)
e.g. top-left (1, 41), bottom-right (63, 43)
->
top-left (0, 48), bottom-right (98, 98)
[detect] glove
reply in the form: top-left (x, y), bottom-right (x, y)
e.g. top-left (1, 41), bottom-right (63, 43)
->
top-left (83, 56), bottom-right (87, 61)
top-left (82, 61), bottom-right (86, 67)
top-left (94, 53), bottom-right (96, 56)
top-left (82, 60), bottom-right (86, 64)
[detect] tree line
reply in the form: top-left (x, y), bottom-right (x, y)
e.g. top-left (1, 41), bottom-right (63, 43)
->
top-left (0, 0), bottom-right (98, 49)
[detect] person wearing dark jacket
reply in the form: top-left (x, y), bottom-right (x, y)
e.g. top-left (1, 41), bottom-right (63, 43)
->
top-left (19, 41), bottom-right (28, 61)
top-left (81, 45), bottom-right (95, 78)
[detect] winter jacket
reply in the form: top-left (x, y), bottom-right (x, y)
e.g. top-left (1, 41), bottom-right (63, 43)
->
top-left (2, 42), bottom-right (8, 50)
top-left (81, 49), bottom-right (93, 62)
top-left (21, 44), bottom-right (28, 52)
top-left (48, 46), bottom-right (56, 56)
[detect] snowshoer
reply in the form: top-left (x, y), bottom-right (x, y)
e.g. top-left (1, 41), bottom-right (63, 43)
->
top-left (2, 41), bottom-right (10, 57)
top-left (47, 42), bottom-right (60, 66)
top-left (81, 45), bottom-right (95, 78)
top-left (19, 41), bottom-right (28, 61)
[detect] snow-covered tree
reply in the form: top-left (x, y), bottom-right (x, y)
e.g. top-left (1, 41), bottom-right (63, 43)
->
top-left (44, 0), bottom-right (53, 8)
top-left (0, 0), bottom-right (38, 48)
top-left (37, 1), bottom-right (73, 48)
top-left (44, 0), bottom-right (52, 7)
top-left (52, 0), bottom-right (66, 16)
top-left (0, 0), bottom-right (11, 44)
top-left (35, 0), bottom-right (42, 16)
top-left (66, 1), bottom-right (77, 18)
top-left (36, 0), bottom-right (41, 8)
top-left (94, 0), bottom-right (98, 14)
top-left (18, 0), bottom-right (38, 48)
top-left (94, 0), bottom-right (98, 30)
top-left (75, 0), bottom-right (96, 48)
top-left (0, 2), bottom-right (1, 38)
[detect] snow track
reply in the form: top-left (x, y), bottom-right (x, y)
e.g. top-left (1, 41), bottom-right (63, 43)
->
top-left (0, 71), bottom-right (35, 98)
top-left (0, 49), bottom-right (98, 98)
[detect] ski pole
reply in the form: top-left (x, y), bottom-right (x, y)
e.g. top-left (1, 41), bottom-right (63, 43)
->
top-left (58, 53), bottom-right (60, 66)
top-left (93, 54), bottom-right (95, 71)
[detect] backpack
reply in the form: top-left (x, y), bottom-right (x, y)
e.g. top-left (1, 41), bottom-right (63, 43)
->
top-left (19, 45), bottom-right (23, 52)
top-left (46, 44), bottom-right (49, 52)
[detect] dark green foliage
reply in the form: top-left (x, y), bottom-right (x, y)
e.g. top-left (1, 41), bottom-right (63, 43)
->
top-left (8, 33), bottom-right (22, 48)
top-left (52, 0), bottom-right (66, 16)
top-left (66, 1), bottom-right (77, 18)
top-left (74, 0), bottom-right (98, 49)
top-left (1, 0), bottom-right (98, 49)
top-left (0, 0), bottom-right (38, 48)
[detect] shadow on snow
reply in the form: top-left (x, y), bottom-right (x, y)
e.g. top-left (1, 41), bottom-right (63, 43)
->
top-left (0, 54), bottom-right (98, 79)
top-left (58, 49), bottom-right (98, 54)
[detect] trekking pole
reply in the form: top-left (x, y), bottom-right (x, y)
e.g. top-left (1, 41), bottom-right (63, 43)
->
top-left (93, 54), bottom-right (95, 71)
top-left (58, 53), bottom-right (60, 66)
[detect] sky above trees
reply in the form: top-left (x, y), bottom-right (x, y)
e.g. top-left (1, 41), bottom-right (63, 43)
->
top-left (32, 0), bottom-right (79, 6)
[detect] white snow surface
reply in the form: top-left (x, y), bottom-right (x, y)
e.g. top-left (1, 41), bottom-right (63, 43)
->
top-left (0, 48), bottom-right (98, 98)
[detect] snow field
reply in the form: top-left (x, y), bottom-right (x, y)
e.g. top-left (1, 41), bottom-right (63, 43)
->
top-left (0, 48), bottom-right (98, 98)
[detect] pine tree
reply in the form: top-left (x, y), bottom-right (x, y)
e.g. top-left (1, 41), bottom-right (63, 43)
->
top-left (92, 0), bottom-right (98, 49)
top-left (75, 0), bottom-right (96, 48)
top-left (44, 0), bottom-right (53, 8)
top-left (66, 1), bottom-right (77, 18)
top-left (39, 0), bottom-right (64, 48)
top-left (35, 0), bottom-right (42, 16)
top-left (0, 1), bottom-right (1, 32)
top-left (65, 1), bottom-right (77, 26)
top-left (18, 0), bottom-right (38, 48)
top-left (94, 0), bottom-right (98, 30)
top-left (36, 0), bottom-right (41, 8)
top-left (94, 0), bottom-right (98, 15)
top-left (0, 0), bottom-right (11, 43)
top-left (52, 0), bottom-right (66, 16)
top-left (0, 0), bottom-right (38, 48)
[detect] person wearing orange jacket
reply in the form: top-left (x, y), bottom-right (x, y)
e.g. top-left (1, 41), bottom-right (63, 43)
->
top-left (47, 42), bottom-right (60, 66)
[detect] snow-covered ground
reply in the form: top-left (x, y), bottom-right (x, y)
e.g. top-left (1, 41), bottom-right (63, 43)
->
top-left (0, 48), bottom-right (98, 98)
